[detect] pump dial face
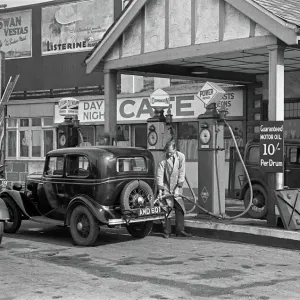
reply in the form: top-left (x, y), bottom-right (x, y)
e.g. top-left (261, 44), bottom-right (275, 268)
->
top-left (59, 134), bottom-right (66, 147)
top-left (200, 129), bottom-right (211, 144)
top-left (148, 131), bottom-right (158, 146)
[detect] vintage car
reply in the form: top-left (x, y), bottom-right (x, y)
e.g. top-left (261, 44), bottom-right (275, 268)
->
top-left (1, 146), bottom-right (170, 246)
top-left (0, 197), bottom-right (9, 245)
top-left (240, 139), bottom-right (300, 219)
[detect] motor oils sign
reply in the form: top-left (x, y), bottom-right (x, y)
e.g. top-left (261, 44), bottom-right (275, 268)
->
top-left (58, 97), bottom-right (79, 116)
top-left (259, 121), bottom-right (284, 172)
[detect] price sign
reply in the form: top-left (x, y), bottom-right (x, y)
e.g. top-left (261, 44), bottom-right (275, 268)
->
top-left (259, 121), bottom-right (284, 173)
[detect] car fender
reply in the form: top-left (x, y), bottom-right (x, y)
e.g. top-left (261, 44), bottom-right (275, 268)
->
top-left (0, 197), bottom-right (9, 220)
top-left (65, 195), bottom-right (114, 226)
top-left (0, 190), bottom-right (31, 218)
top-left (239, 178), bottom-right (268, 200)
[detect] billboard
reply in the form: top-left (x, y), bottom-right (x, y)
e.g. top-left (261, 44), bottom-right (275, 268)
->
top-left (0, 10), bottom-right (32, 59)
top-left (41, 0), bottom-right (114, 55)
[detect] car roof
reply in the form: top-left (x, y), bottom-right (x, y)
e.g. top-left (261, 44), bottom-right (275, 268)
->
top-left (47, 146), bottom-right (151, 157)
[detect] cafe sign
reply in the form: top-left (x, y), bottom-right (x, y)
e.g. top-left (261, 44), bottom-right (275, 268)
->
top-left (54, 90), bottom-right (244, 123)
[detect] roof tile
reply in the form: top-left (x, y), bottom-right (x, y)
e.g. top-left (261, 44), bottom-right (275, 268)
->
top-left (253, 0), bottom-right (300, 26)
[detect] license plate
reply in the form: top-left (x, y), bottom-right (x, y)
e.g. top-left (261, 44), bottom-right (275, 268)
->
top-left (138, 206), bottom-right (162, 217)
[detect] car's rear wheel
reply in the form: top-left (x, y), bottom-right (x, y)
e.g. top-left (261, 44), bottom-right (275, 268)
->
top-left (244, 184), bottom-right (268, 219)
top-left (3, 195), bottom-right (22, 233)
top-left (70, 205), bottom-right (99, 246)
top-left (120, 180), bottom-right (154, 211)
top-left (0, 222), bottom-right (4, 244)
top-left (126, 221), bottom-right (153, 238)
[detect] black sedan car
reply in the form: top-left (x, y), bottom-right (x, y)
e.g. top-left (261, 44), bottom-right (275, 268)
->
top-left (1, 146), bottom-right (169, 246)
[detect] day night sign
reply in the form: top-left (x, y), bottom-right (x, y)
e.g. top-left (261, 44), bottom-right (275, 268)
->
top-left (259, 121), bottom-right (284, 173)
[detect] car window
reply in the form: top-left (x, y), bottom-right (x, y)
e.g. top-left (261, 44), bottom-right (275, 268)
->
top-left (288, 147), bottom-right (300, 164)
top-left (66, 155), bottom-right (90, 177)
top-left (247, 146), bottom-right (260, 164)
top-left (117, 157), bottom-right (147, 172)
top-left (45, 156), bottom-right (64, 176)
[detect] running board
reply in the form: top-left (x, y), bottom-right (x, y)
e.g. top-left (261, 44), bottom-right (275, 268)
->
top-left (108, 215), bottom-right (165, 226)
top-left (30, 216), bottom-right (65, 226)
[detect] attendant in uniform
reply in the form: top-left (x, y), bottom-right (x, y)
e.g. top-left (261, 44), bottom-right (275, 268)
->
top-left (156, 140), bottom-right (192, 239)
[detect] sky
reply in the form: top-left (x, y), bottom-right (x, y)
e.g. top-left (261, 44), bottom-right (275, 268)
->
top-left (0, 0), bottom-right (54, 8)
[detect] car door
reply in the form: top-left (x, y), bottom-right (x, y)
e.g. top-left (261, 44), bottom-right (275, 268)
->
top-left (38, 155), bottom-right (66, 219)
top-left (285, 145), bottom-right (300, 188)
top-left (64, 154), bottom-right (94, 206)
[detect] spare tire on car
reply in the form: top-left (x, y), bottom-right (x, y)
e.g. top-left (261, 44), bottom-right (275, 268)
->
top-left (120, 180), bottom-right (154, 211)
top-left (120, 180), bottom-right (155, 239)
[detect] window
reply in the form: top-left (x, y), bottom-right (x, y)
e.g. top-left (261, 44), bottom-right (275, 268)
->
top-left (6, 117), bottom-right (56, 159)
top-left (7, 131), bottom-right (16, 157)
top-left (289, 147), bottom-right (298, 163)
top-left (288, 147), bottom-right (300, 164)
top-left (45, 156), bottom-right (64, 176)
top-left (44, 130), bottom-right (54, 157)
top-left (79, 126), bottom-right (95, 146)
top-left (224, 121), bottom-right (244, 160)
top-left (7, 119), bottom-right (17, 128)
top-left (95, 125), bottom-right (105, 145)
top-left (134, 124), bottom-right (147, 149)
top-left (116, 125), bottom-right (130, 147)
top-left (177, 122), bottom-right (198, 161)
top-left (285, 102), bottom-right (300, 119)
top-left (66, 155), bottom-right (90, 177)
top-left (284, 120), bottom-right (300, 140)
top-left (117, 157), bottom-right (147, 172)
top-left (247, 146), bottom-right (260, 164)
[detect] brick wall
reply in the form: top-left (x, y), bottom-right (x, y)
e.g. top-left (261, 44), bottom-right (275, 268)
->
top-left (5, 160), bottom-right (44, 188)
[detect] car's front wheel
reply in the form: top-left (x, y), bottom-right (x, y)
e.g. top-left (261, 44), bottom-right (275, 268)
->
top-left (69, 205), bottom-right (99, 246)
top-left (126, 221), bottom-right (153, 239)
top-left (0, 221), bottom-right (4, 244)
top-left (244, 184), bottom-right (268, 219)
top-left (2, 195), bottom-right (22, 233)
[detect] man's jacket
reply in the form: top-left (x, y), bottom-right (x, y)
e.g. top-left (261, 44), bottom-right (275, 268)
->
top-left (156, 151), bottom-right (186, 213)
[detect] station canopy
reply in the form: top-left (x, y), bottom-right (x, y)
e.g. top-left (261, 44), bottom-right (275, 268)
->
top-left (85, 0), bottom-right (300, 84)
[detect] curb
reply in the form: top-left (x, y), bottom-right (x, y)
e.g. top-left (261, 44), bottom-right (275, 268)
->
top-left (153, 218), bottom-right (300, 250)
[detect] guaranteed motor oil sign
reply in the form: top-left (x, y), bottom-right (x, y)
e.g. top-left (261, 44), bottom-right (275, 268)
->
top-left (259, 121), bottom-right (284, 173)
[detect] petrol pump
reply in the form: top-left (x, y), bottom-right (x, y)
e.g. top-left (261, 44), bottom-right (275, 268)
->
top-left (147, 89), bottom-right (173, 164)
top-left (197, 82), bottom-right (227, 216)
top-left (57, 97), bottom-right (80, 148)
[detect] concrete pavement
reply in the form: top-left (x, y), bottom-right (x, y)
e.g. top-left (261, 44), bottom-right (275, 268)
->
top-left (2, 224), bottom-right (300, 300)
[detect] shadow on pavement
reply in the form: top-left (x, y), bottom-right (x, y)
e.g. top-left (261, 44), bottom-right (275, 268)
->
top-left (3, 221), bottom-right (139, 247)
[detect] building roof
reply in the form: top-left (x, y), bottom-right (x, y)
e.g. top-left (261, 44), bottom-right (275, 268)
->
top-left (253, 0), bottom-right (300, 26)
top-left (85, 0), bottom-right (300, 73)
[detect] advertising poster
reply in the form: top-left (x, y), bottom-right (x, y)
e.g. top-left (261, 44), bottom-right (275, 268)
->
top-left (41, 0), bottom-right (114, 55)
top-left (0, 10), bottom-right (32, 59)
